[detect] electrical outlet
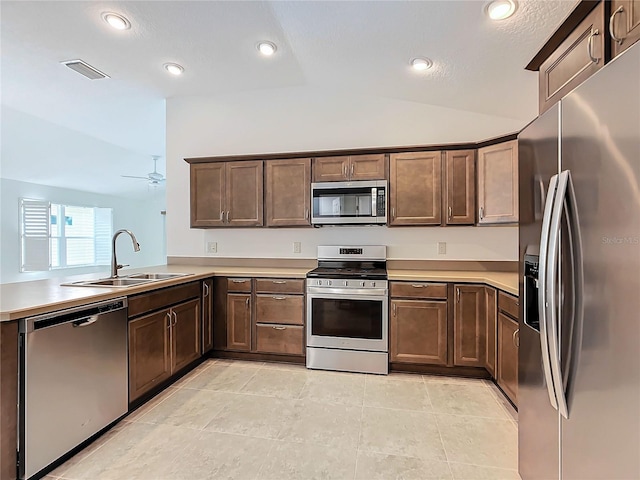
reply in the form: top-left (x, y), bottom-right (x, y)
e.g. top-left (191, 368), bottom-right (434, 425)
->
top-left (206, 241), bottom-right (217, 254)
top-left (293, 242), bottom-right (301, 254)
top-left (437, 242), bottom-right (446, 255)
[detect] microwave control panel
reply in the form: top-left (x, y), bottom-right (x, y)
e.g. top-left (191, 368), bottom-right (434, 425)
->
top-left (376, 188), bottom-right (386, 217)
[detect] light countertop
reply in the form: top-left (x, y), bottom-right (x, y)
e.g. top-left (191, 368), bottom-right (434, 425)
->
top-left (0, 264), bottom-right (518, 322)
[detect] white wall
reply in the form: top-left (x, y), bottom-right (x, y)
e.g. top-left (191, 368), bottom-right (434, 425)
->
top-left (166, 89), bottom-right (520, 262)
top-left (0, 178), bottom-right (166, 284)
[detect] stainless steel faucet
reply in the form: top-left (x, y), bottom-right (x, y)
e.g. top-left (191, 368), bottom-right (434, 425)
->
top-left (111, 229), bottom-right (141, 278)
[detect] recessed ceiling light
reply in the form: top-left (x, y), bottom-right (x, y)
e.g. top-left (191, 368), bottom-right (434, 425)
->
top-left (411, 57), bottom-right (433, 71)
top-left (486, 0), bottom-right (517, 20)
top-left (163, 63), bottom-right (184, 76)
top-left (257, 41), bottom-right (277, 56)
top-left (101, 12), bottom-right (131, 30)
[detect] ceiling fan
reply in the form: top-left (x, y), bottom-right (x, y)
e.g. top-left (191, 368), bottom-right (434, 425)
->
top-left (121, 155), bottom-right (165, 186)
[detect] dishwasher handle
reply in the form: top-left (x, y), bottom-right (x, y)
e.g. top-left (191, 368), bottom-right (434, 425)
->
top-left (22, 297), bottom-right (128, 334)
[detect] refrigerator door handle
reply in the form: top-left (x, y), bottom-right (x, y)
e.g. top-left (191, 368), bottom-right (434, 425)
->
top-left (538, 173), bottom-right (560, 410)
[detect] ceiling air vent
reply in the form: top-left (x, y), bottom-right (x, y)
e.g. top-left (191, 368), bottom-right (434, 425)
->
top-left (61, 59), bottom-right (110, 80)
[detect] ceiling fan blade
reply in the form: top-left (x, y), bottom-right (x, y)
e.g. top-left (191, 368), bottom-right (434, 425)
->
top-left (121, 175), bottom-right (149, 180)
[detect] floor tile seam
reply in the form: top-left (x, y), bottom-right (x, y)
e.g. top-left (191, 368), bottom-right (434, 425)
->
top-left (355, 444), bottom-right (436, 461)
top-left (274, 434), bottom-right (360, 451)
top-left (251, 435), bottom-right (278, 480)
top-left (448, 460), bottom-right (520, 471)
top-left (361, 402), bottom-right (434, 413)
top-left (483, 382), bottom-right (516, 417)
top-left (433, 409), bottom-right (453, 466)
top-left (201, 424), bottom-right (282, 441)
top-left (129, 386), bottom-right (182, 422)
top-left (428, 406), bottom-right (512, 421)
top-left (431, 411), bottom-right (516, 422)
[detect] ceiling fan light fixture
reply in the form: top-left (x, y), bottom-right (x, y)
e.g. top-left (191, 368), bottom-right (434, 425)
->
top-left (411, 57), bottom-right (433, 71)
top-left (486, 0), bottom-right (517, 20)
top-left (257, 41), bottom-right (277, 56)
top-left (102, 12), bottom-right (131, 30)
top-left (164, 63), bottom-right (184, 76)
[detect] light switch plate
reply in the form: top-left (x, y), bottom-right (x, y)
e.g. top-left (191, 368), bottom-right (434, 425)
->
top-left (437, 242), bottom-right (446, 255)
top-left (207, 241), bottom-right (217, 254)
top-left (293, 242), bottom-right (301, 254)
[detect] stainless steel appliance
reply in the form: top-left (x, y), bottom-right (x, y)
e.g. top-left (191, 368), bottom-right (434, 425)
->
top-left (19, 298), bottom-right (129, 479)
top-left (311, 180), bottom-right (387, 225)
top-left (306, 245), bottom-right (388, 374)
top-left (518, 42), bottom-right (640, 480)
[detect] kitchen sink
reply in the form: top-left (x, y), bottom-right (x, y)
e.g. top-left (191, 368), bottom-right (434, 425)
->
top-left (61, 272), bottom-right (193, 288)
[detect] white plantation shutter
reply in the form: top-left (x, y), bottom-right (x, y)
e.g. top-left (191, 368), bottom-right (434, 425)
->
top-left (94, 207), bottom-right (113, 265)
top-left (21, 199), bottom-right (51, 271)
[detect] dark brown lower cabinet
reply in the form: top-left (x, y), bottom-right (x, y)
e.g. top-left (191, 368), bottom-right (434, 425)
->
top-left (453, 284), bottom-right (486, 367)
top-left (201, 278), bottom-right (214, 353)
top-left (497, 312), bottom-right (519, 405)
top-left (227, 293), bottom-right (251, 351)
top-left (172, 298), bottom-right (201, 372)
top-left (255, 324), bottom-right (304, 355)
top-left (129, 310), bottom-right (172, 402)
top-left (485, 287), bottom-right (497, 377)
top-left (1, 322), bottom-right (18, 480)
top-left (390, 299), bottom-right (448, 365)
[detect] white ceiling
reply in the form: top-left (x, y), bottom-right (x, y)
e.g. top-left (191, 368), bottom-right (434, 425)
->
top-left (0, 0), bottom-right (577, 198)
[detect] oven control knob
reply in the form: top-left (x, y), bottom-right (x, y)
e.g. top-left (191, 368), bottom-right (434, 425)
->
top-left (360, 281), bottom-right (366, 287)
top-left (371, 282), bottom-right (376, 287)
top-left (328, 280), bottom-right (332, 286)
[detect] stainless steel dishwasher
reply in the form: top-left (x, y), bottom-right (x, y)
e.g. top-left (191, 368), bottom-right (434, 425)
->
top-left (19, 297), bottom-right (128, 479)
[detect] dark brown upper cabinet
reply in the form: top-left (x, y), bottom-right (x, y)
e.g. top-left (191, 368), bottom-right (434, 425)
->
top-left (477, 140), bottom-right (519, 225)
top-left (313, 154), bottom-right (385, 182)
top-left (610, 0), bottom-right (640, 58)
top-left (265, 158), bottom-right (311, 227)
top-left (190, 161), bottom-right (263, 228)
top-left (389, 151), bottom-right (442, 226)
top-left (444, 150), bottom-right (476, 225)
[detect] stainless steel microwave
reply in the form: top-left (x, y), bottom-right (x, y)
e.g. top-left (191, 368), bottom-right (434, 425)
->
top-left (311, 180), bottom-right (387, 225)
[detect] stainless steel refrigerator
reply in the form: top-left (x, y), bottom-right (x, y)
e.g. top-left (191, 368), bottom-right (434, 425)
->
top-left (518, 41), bottom-right (640, 480)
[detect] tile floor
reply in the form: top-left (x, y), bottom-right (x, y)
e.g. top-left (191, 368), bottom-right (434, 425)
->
top-left (47, 359), bottom-right (520, 480)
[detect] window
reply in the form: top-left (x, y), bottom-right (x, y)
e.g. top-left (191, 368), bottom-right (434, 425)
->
top-left (20, 199), bottom-right (113, 272)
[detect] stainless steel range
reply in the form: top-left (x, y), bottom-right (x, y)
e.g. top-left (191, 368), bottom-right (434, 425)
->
top-left (306, 245), bottom-right (388, 374)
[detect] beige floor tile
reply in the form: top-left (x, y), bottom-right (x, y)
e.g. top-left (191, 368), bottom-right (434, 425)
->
top-left (256, 441), bottom-right (357, 480)
top-left (278, 399), bottom-right (362, 448)
top-left (260, 361), bottom-right (307, 371)
top-left (134, 388), bottom-right (235, 429)
top-left (355, 451), bottom-right (452, 479)
top-left (125, 386), bottom-right (179, 422)
top-left (365, 375), bottom-right (433, 411)
top-left (449, 462), bottom-right (521, 479)
top-left (204, 394), bottom-right (297, 439)
top-left (485, 381), bottom-right (518, 422)
top-left (423, 375), bottom-right (489, 387)
top-left (298, 369), bottom-right (366, 406)
top-left (214, 358), bottom-right (265, 368)
top-left (59, 423), bottom-right (185, 479)
top-left (436, 414), bottom-right (518, 470)
top-left (427, 383), bottom-right (510, 419)
top-left (240, 367), bottom-right (308, 398)
top-left (164, 430), bottom-right (275, 480)
top-left (171, 359), bottom-right (215, 387)
top-left (180, 363), bottom-right (260, 392)
top-left (385, 372), bottom-right (425, 382)
top-left (360, 406), bottom-right (447, 461)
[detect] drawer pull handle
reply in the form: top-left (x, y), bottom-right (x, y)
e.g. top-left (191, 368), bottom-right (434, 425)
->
top-left (245, 297), bottom-right (249, 307)
top-left (411, 284), bottom-right (426, 288)
top-left (272, 280), bottom-right (287, 284)
top-left (232, 279), bottom-right (247, 283)
top-left (272, 296), bottom-right (286, 300)
top-left (273, 326), bottom-right (286, 330)
top-left (513, 328), bottom-right (520, 348)
top-left (587, 28), bottom-right (600, 64)
top-left (610, 6), bottom-right (624, 45)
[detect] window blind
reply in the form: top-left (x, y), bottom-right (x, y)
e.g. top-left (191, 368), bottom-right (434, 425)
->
top-left (21, 199), bottom-right (51, 272)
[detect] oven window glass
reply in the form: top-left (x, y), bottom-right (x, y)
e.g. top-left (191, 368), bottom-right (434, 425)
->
top-left (311, 298), bottom-right (382, 339)
top-left (313, 187), bottom-right (373, 218)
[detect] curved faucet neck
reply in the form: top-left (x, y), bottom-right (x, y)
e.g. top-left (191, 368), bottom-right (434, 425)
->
top-left (111, 230), bottom-right (141, 278)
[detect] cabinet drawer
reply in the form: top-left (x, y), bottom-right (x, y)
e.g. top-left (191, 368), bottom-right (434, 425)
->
top-left (538, 1), bottom-right (605, 114)
top-left (128, 281), bottom-right (200, 318)
top-left (255, 324), bottom-right (304, 355)
top-left (227, 278), bottom-right (252, 292)
top-left (255, 278), bottom-right (305, 294)
top-left (255, 295), bottom-right (304, 325)
top-left (390, 282), bottom-right (448, 300)
top-left (498, 291), bottom-right (519, 320)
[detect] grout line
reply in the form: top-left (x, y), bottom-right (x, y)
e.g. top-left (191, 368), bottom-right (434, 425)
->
top-left (448, 460), bottom-right (521, 472)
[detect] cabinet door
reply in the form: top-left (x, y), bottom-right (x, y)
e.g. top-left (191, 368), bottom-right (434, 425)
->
top-left (389, 152), bottom-right (442, 226)
top-left (190, 163), bottom-right (225, 227)
top-left (172, 298), bottom-right (201, 373)
top-left (611, 0), bottom-right (640, 58)
top-left (477, 141), bottom-right (518, 224)
top-left (265, 158), bottom-right (311, 226)
top-left (227, 293), bottom-right (251, 351)
top-left (349, 154), bottom-right (386, 181)
top-left (226, 161), bottom-right (263, 227)
top-left (202, 279), bottom-right (214, 353)
top-left (453, 284), bottom-right (486, 367)
top-left (312, 156), bottom-right (349, 182)
top-left (445, 150), bottom-right (476, 225)
top-left (538, 1), bottom-right (605, 114)
top-left (497, 312), bottom-right (519, 405)
top-left (485, 287), bottom-right (497, 378)
top-left (128, 310), bottom-right (171, 401)
top-left (390, 299), bottom-right (448, 365)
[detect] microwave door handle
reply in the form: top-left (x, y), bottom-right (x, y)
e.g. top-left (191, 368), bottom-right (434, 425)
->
top-left (539, 173), bottom-right (560, 410)
top-left (371, 188), bottom-right (377, 217)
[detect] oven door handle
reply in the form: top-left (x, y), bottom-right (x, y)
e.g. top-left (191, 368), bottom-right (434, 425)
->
top-left (306, 289), bottom-right (388, 299)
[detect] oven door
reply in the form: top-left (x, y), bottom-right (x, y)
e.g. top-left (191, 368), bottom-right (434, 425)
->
top-left (306, 290), bottom-right (388, 352)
